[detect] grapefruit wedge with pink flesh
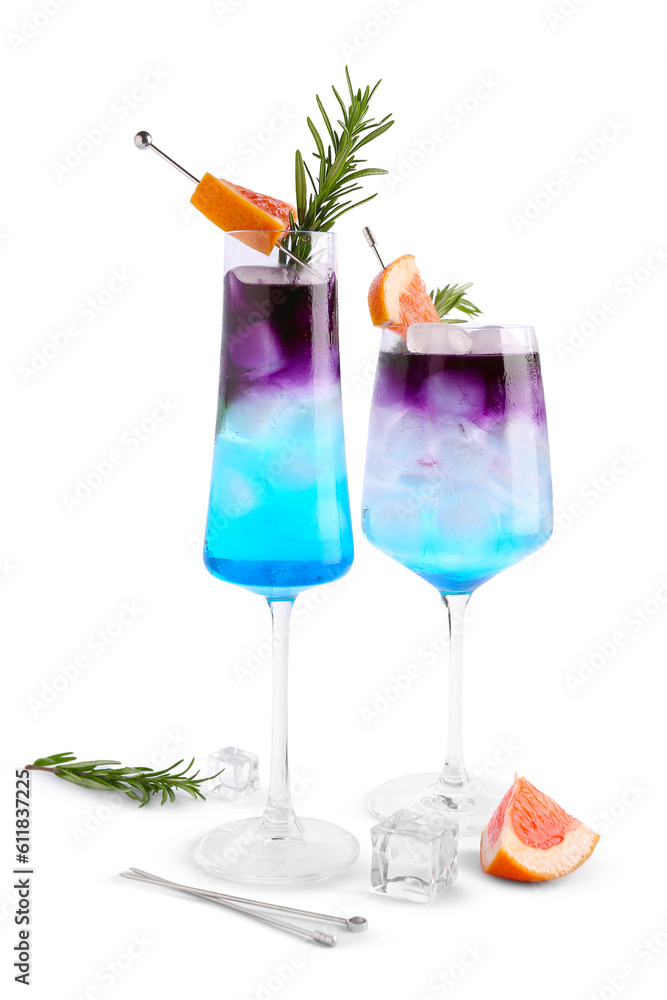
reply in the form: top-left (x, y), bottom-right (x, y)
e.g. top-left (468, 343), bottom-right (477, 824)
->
top-left (480, 774), bottom-right (599, 882)
top-left (190, 174), bottom-right (297, 255)
top-left (367, 254), bottom-right (441, 330)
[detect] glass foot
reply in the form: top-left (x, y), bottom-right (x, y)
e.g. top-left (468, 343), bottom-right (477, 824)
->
top-left (369, 772), bottom-right (506, 838)
top-left (195, 816), bottom-right (360, 885)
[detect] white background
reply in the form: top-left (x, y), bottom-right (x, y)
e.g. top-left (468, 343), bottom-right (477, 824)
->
top-left (2, 1), bottom-right (666, 998)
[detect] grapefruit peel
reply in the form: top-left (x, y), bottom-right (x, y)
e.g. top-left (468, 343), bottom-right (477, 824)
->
top-left (190, 174), bottom-right (296, 255)
top-left (480, 774), bottom-right (600, 882)
top-left (367, 254), bottom-right (440, 330)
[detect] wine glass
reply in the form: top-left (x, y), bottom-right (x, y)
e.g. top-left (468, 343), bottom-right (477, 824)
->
top-left (362, 323), bottom-right (553, 835)
top-left (196, 231), bottom-right (358, 883)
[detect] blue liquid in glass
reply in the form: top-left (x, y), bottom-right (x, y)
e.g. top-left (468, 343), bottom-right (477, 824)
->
top-left (204, 265), bottom-right (354, 599)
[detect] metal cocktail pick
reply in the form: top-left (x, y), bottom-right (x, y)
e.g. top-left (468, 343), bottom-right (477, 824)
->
top-left (119, 868), bottom-right (368, 946)
top-left (133, 130), bottom-right (199, 183)
top-left (134, 131), bottom-right (316, 274)
top-left (362, 226), bottom-right (385, 269)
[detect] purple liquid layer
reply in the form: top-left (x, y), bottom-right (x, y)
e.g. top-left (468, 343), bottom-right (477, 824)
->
top-left (372, 351), bottom-right (547, 423)
top-left (221, 265), bottom-right (338, 405)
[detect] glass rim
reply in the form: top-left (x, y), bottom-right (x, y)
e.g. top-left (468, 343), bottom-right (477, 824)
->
top-left (388, 322), bottom-right (535, 332)
top-left (225, 229), bottom-right (335, 238)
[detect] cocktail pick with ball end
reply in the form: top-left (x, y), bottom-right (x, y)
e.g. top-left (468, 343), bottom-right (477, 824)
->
top-left (134, 131), bottom-right (317, 273)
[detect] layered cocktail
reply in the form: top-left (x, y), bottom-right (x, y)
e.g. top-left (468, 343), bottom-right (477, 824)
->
top-left (363, 325), bottom-right (552, 595)
top-left (362, 254), bottom-right (553, 835)
top-left (197, 232), bottom-right (358, 883)
top-left (205, 246), bottom-right (353, 598)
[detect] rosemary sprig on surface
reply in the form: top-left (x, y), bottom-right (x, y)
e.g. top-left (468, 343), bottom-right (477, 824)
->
top-left (285, 68), bottom-right (393, 263)
top-left (430, 282), bottom-right (483, 324)
top-left (26, 752), bottom-right (221, 807)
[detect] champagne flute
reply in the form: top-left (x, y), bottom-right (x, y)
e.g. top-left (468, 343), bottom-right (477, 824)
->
top-left (196, 231), bottom-right (358, 882)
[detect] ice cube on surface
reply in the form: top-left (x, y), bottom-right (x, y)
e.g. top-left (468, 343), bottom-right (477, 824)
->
top-left (206, 747), bottom-right (259, 801)
top-left (371, 809), bottom-right (458, 903)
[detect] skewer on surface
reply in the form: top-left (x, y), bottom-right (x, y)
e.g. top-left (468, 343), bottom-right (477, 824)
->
top-left (120, 869), bottom-right (338, 947)
top-left (127, 867), bottom-right (367, 932)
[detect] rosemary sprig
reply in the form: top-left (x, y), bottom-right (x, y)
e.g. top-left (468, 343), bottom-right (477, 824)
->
top-left (430, 282), bottom-right (483, 324)
top-left (26, 752), bottom-right (222, 807)
top-left (285, 68), bottom-right (393, 263)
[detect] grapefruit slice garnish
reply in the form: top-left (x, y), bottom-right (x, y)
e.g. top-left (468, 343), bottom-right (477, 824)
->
top-left (190, 174), bottom-right (297, 255)
top-left (367, 254), bottom-right (441, 329)
top-left (480, 774), bottom-right (599, 882)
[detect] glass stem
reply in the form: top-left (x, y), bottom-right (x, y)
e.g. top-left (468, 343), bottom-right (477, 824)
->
top-left (260, 598), bottom-right (301, 838)
top-left (436, 593), bottom-right (473, 796)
